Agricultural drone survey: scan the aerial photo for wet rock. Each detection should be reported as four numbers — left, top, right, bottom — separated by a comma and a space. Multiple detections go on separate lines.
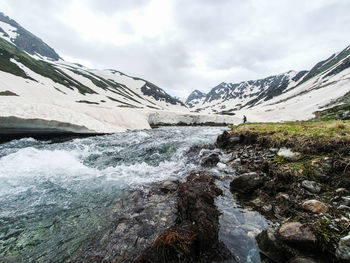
336, 235, 350, 261
256, 227, 293, 262
302, 200, 328, 213
159, 180, 178, 193
200, 153, 220, 168
278, 222, 317, 249
230, 172, 265, 194
301, 180, 321, 193
72, 187, 178, 263
216, 131, 240, 149
277, 148, 301, 161
135, 172, 232, 263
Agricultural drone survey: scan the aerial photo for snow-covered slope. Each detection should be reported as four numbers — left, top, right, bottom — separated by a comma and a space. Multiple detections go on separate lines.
186, 46, 350, 122
0, 14, 239, 134
185, 90, 207, 109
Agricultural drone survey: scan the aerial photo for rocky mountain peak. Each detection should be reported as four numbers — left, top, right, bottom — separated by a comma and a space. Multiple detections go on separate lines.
185, 89, 207, 108
0, 12, 61, 61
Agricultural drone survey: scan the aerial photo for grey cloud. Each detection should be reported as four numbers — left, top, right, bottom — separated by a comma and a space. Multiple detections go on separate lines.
85, 0, 150, 15
1, 0, 349, 97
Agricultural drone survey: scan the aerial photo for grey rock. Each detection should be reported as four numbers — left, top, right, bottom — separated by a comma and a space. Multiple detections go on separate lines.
200, 153, 220, 168
256, 227, 293, 262
301, 180, 321, 193
336, 234, 350, 261
336, 188, 348, 194
278, 222, 317, 249
338, 205, 350, 211
230, 172, 265, 194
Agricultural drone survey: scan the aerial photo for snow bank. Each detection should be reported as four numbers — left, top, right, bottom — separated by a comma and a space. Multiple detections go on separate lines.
148, 111, 239, 126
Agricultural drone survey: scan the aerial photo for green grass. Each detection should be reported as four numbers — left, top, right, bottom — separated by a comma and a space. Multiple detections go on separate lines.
0, 46, 32, 79
231, 120, 350, 154
314, 103, 350, 121
232, 120, 350, 139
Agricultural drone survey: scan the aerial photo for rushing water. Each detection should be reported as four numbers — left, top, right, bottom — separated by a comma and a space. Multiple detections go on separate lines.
0, 127, 270, 263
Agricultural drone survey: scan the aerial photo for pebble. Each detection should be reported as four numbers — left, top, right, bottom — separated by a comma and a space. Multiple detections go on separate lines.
301, 180, 321, 193
336, 188, 348, 194
302, 200, 328, 213
342, 196, 350, 206
337, 205, 350, 211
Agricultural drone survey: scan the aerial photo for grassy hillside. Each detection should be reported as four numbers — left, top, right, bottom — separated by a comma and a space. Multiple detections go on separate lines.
0, 38, 95, 94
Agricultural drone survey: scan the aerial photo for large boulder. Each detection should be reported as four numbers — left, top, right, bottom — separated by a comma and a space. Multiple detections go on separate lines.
278, 222, 317, 250
230, 172, 265, 194
256, 227, 293, 262
216, 131, 240, 149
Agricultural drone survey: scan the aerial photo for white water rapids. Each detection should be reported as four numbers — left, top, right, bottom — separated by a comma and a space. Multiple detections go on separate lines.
0, 127, 270, 262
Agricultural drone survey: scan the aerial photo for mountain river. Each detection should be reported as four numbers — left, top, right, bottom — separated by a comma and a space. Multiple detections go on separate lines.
0, 127, 270, 262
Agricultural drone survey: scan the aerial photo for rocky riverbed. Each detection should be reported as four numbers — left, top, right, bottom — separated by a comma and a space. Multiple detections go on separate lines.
3, 125, 348, 262
216, 128, 350, 263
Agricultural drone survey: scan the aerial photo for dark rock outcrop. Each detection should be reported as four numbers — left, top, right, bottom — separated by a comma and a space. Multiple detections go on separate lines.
135, 172, 232, 263
200, 153, 220, 168
216, 131, 240, 149
278, 222, 317, 250
0, 12, 61, 60
230, 172, 265, 194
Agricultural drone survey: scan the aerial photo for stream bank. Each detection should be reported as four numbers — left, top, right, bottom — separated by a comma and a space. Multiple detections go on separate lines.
216, 121, 350, 263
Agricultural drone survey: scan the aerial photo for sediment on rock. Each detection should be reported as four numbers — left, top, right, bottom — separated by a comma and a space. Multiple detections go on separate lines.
135, 172, 232, 263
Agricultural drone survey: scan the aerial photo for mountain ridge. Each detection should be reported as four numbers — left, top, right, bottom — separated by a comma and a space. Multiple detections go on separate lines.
0, 12, 61, 60
186, 45, 350, 119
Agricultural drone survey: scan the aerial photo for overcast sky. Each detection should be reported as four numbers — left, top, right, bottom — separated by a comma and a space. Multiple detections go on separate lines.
1, 0, 350, 98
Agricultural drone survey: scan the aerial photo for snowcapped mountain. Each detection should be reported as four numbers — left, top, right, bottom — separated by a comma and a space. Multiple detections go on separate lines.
186, 46, 350, 121
190, 70, 307, 113
185, 90, 206, 108
0, 14, 238, 135
0, 12, 60, 61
